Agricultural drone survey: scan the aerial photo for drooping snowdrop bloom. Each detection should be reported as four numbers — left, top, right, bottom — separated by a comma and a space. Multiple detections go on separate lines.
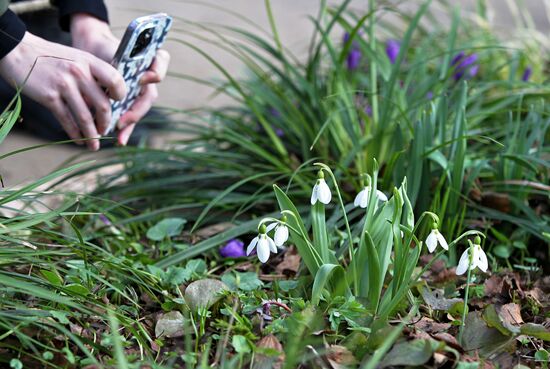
311, 170, 332, 205
425, 227, 448, 253
246, 224, 277, 263
456, 236, 488, 275
354, 186, 388, 208
266, 216, 289, 247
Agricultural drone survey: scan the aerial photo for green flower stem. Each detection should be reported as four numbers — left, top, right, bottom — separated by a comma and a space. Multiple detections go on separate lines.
314, 163, 357, 295
368, 0, 378, 128
276, 212, 324, 268
458, 243, 474, 344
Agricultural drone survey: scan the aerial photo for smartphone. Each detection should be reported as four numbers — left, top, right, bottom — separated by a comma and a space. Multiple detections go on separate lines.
107, 13, 172, 134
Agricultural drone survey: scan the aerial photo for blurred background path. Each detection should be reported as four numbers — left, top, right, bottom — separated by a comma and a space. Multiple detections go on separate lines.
1, 0, 548, 185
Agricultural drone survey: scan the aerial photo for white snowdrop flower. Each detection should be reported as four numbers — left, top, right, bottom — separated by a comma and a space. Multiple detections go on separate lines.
266, 216, 289, 247
311, 170, 331, 205
354, 186, 388, 208
425, 227, 448, 253
273, 224, 289, 247
456, 236, 488, 275
246, 224, 277, 263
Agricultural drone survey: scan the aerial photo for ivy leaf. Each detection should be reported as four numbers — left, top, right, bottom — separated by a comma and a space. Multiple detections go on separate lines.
50, 310, 70, 324
232, 335, 251, 354
221, 272, 263, 291
41, 270, 63, 286
165, 267, 193, 285
147, 218, 187, 241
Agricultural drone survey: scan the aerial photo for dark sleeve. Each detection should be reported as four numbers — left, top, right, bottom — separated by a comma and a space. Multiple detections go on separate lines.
0, 9, 26, 59
53, 0, 109, 32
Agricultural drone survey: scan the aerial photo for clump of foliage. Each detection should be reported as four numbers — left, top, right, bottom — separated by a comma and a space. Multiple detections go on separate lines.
0, 0, 549, 367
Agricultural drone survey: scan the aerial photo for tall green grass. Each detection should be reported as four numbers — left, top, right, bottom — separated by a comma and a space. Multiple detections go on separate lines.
0, 0, 548, 366
60, 1, 549, 267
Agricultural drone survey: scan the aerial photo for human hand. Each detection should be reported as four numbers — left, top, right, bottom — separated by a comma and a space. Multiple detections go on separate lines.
0, 32, 126, 151
71, 14, 170, 146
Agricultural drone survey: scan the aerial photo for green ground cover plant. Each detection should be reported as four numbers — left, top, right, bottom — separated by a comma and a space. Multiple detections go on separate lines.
0, 0, 549, 368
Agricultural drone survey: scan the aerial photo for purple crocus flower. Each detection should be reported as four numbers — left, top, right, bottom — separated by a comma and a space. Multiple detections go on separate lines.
451, 52, 479, 81
99, 214, 112, 226
364, 104, 372, 117
386, 39, 400, 64
522, 66, 532, 82
219, 239, 246, 258
269, 107, 281, 119
343, 32, 362, 71
347, 48, 362, 70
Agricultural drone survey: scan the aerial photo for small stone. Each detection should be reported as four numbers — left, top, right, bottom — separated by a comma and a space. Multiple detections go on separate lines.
184, 279, 228, 311
155, 311, 184, 338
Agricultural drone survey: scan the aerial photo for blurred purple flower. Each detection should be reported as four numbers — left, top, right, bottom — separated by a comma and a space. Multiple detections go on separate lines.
347, 48, 362, 70
99, 214, 112, 226
386, 39, 400, 64
451, 52, 479, 81
269, 107, 281, 119
219, 239, 246, 258
343, 32, 362, 71
522, 66, 532, 82
364, 104, 372, 117
426, 91, 433, 99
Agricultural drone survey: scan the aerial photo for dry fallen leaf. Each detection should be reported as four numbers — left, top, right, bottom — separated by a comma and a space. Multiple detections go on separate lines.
326, 345, 356, 369
497, 303, 524, 327
254, 334, 285, 369
275, 247, 301, 275
419, 286, 462, 311
414, 317, 451, 334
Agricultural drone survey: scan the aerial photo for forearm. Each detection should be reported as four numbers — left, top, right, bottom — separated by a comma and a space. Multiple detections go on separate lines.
0, 9, 26, 60
51, 0, 109, 31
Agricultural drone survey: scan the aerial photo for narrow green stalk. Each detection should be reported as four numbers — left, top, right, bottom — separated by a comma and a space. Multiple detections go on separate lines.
314, 163, 357, 294
265, 0, 288, 76
277, 212, 324, 267
368, 0, 379, 128
458, 244, 474, 344
108, 311, 129, 369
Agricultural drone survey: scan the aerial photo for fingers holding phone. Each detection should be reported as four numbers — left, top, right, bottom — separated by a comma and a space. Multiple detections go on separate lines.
140, 49, 170, 85
0, 32, 127, 151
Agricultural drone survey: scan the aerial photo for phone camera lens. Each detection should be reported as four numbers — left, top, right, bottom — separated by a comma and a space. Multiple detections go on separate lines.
130, 28, 154, 57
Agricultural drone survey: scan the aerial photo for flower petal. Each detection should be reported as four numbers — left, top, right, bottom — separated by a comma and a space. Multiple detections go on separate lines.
426, 231, 437, 253
436, 232, 449, 250
265, 222, 277, 232
360, 188, 370, 208
274, 225, 289, 247
310, 183, 319, 205
246, 236, 259, 255
477, 245, 488, 272
456, 248, 470, 275
268, 237, 277, 253
354, 189, 364, 207
376, 190, 388, 202
257, 237, 270, 263
318, 179, 332, 204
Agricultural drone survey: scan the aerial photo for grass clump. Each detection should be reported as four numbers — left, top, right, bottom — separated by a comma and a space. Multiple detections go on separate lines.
0, 1, 549, 367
